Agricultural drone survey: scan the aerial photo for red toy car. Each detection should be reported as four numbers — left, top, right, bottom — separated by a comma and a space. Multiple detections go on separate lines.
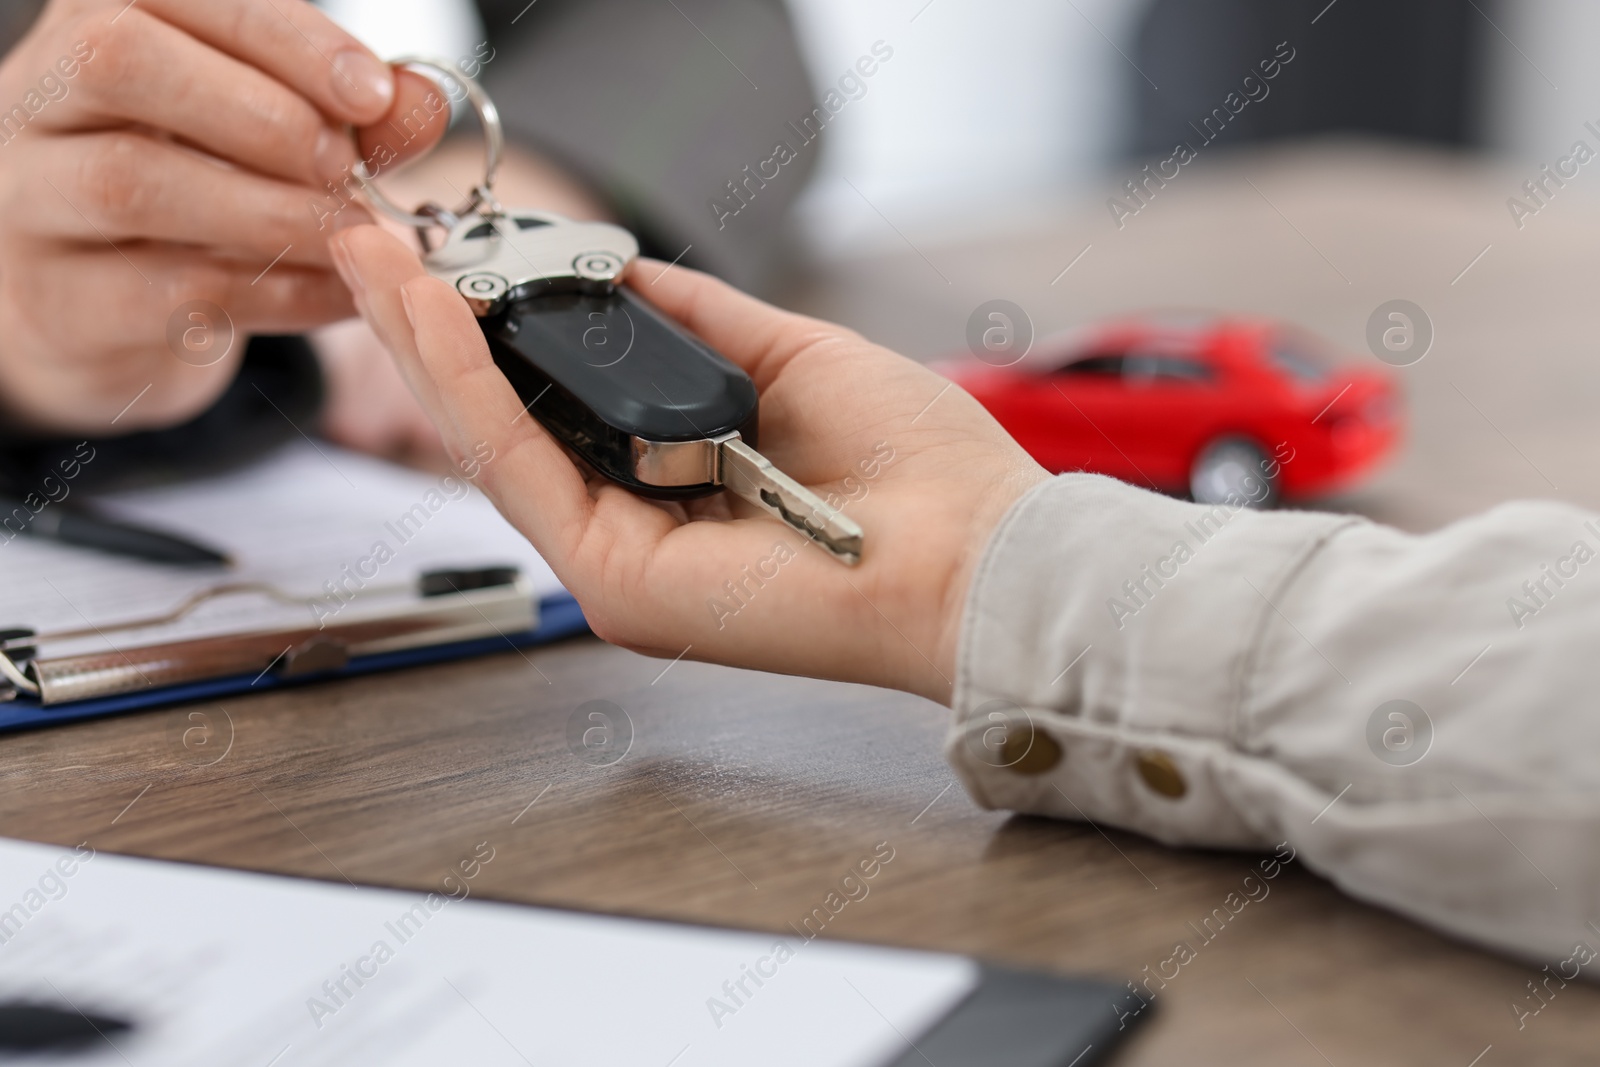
942, 314, 1400, 507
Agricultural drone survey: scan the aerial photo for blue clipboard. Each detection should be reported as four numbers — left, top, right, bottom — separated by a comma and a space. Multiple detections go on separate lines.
0, 592, 588, 734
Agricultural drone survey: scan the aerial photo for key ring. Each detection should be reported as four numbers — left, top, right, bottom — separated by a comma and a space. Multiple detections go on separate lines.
353, 56, 504, 243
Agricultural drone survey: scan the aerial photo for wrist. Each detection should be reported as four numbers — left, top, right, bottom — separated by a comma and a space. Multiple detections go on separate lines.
894, 454, 1052, 705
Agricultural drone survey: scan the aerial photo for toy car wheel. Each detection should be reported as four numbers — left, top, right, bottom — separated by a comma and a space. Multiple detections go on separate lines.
1190, 437, 1278, 509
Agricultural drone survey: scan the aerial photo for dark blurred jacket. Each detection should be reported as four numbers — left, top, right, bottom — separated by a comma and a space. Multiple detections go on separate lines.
0, 0, 817, 488
476, 0, 815, 290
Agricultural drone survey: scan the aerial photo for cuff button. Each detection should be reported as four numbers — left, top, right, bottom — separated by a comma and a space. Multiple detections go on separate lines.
1135, 750, 1187, 799
1001, 728, 1062, 775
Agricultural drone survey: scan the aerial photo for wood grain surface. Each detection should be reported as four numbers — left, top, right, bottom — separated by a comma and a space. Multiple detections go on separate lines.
5, 144, 1599, 1066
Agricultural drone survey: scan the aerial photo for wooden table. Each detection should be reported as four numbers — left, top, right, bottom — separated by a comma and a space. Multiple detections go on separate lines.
5, 144, 1598, 1065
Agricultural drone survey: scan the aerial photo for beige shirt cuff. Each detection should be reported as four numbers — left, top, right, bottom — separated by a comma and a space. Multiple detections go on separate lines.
946, 473, 1600, 966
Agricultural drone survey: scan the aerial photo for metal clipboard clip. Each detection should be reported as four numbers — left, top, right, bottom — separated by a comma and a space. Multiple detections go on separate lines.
0, 567, 533, 706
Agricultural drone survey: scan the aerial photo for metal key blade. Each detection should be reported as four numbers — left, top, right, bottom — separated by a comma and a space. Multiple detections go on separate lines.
718, 437, 863, 565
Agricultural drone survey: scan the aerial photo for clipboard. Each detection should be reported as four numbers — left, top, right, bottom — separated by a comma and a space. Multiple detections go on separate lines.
0, 441, 586, 733
0, 573, 588, 733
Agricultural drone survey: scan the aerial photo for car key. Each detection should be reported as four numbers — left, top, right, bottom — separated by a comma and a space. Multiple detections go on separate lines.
430, 211, 863, 564
355, 60, 863, 566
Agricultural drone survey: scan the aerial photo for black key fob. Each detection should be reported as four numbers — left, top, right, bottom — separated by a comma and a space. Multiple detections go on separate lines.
424, 209, 862, 563
427, 211, 755, 498
491, 286, 758, 499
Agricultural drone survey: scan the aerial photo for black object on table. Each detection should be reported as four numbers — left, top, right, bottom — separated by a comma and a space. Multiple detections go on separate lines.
0, 1000, 133, 1052
1, 495, 229, 567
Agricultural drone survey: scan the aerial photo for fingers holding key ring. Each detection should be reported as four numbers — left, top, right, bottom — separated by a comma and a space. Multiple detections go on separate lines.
353, 56, 504, 241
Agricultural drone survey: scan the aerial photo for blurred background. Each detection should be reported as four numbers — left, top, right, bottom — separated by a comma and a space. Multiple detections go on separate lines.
787, 0, 1596, 245
771, 0, 1600, 533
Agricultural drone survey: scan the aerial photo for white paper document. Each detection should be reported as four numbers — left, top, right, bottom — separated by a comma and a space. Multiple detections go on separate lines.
0, 441, 564, 657
0, 838, 978, 1067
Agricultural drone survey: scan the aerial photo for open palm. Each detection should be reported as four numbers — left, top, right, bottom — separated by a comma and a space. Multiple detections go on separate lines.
334, 225, 1048, 702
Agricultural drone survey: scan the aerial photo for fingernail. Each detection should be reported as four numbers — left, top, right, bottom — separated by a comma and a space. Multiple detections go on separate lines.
331, 203, 374, 232
314, 127, 358, 185
329, 237, 363, 297
331, 49, 394, 116
400, 286, 418, 329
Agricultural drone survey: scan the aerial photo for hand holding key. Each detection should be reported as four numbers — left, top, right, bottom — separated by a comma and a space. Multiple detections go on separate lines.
333, 223, 1050, 703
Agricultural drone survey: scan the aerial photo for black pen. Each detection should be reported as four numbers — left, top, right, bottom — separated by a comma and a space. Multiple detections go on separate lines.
0, 496, 231, 567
